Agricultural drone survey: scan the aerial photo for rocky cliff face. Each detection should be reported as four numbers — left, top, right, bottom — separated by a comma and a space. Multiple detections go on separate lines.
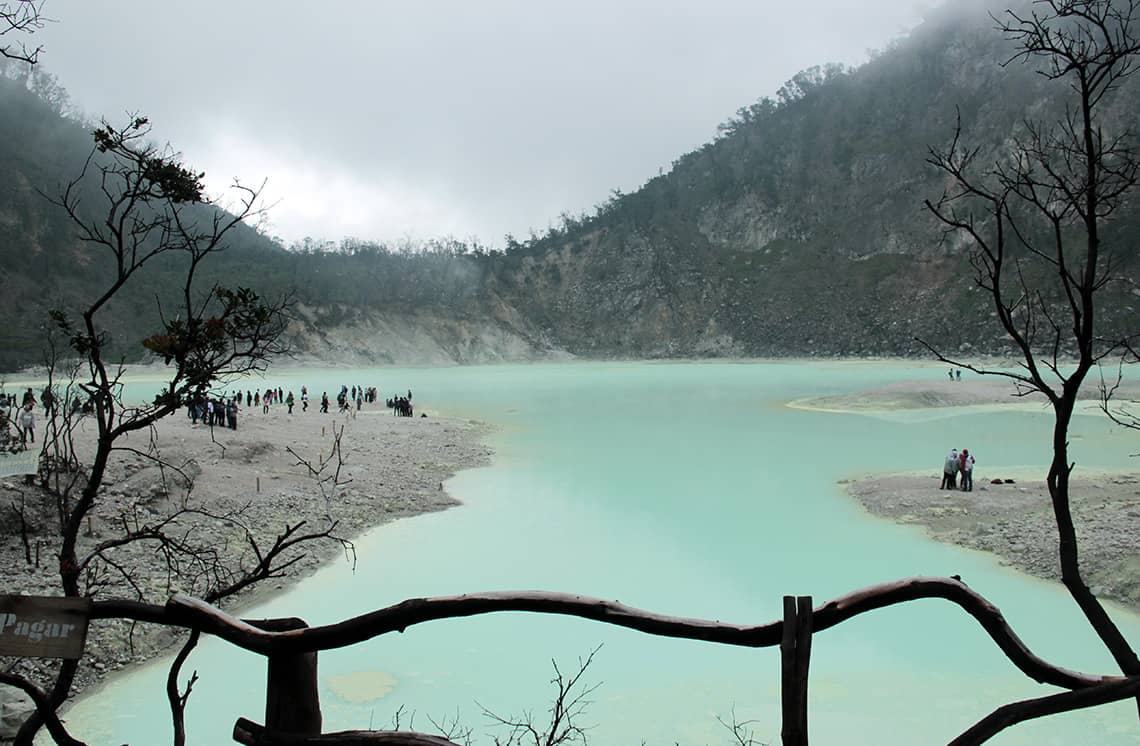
485, 230, 993, 360
286, 303, 573, 366
440, 1, 1139, 363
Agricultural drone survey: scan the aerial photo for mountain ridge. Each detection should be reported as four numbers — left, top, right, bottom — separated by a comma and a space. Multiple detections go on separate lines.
1, 1, 1137, 371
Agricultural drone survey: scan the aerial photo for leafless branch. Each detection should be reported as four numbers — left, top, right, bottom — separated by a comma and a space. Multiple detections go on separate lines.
166, 629, 201, 746
1099, 353, 1140, 433
480, 646, 601, 746
0, 0, 45, 63
204, 520, 354, 603
424, 709, 473, 746
715, 705, 767, 746
287, 422, 352, 521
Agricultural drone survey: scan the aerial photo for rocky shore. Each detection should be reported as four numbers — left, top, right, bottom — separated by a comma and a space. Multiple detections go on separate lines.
799, 376, 1140, 613
0, 402, 493, 730
844, 470, 1140, 611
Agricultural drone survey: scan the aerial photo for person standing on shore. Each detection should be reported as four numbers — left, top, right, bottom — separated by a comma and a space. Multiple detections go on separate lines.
941, 448, 959, 489
960, 449, 974, 491
286, 391, 295, 414
17, 404, 35, 446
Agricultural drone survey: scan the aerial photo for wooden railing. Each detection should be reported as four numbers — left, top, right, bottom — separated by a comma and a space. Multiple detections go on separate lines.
80, 575, 1140, 745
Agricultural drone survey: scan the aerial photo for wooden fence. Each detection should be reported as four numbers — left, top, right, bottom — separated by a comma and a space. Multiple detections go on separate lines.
79, 575, 1140, 745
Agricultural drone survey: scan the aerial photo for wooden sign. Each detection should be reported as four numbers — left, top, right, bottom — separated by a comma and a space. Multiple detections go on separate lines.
0, 596, 92, 659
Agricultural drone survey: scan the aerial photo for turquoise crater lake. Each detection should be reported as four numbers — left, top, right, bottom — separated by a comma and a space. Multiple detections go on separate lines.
62, 361, 1140, 744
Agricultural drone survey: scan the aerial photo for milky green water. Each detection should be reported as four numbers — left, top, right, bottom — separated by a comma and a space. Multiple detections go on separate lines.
59, 361, 1140, 744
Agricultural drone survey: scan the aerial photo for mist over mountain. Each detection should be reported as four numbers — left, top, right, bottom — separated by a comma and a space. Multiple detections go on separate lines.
1, 2, 1137, 371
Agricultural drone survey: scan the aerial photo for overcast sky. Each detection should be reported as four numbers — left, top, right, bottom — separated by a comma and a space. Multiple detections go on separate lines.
35, 1, 927, 248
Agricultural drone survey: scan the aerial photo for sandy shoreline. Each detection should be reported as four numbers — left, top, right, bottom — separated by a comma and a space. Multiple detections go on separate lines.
797, 376, 1140, 613
0, 400, 494, 710
790, 372, 1140, 412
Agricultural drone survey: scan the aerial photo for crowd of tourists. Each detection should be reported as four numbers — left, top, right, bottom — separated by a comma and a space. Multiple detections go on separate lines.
941, 447, 976, 491
183, 383, 419, 429
387, 392, 414, 417
186, 394, 241, 429
0, 378, 422, 450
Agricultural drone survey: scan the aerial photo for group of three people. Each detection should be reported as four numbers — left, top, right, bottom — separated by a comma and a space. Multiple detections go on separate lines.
941, 447, 975, 491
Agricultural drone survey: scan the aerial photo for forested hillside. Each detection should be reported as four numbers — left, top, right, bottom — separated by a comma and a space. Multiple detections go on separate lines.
486, 2, 1140, 358
0, 65, 296, 369
0, 64, 543, 369
1, 1, 1137, 370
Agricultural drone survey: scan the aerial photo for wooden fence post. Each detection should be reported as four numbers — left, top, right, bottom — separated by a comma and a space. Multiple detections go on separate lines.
794, 596, 813, 740
252, 617, 322, 736
780, 595, 813, 746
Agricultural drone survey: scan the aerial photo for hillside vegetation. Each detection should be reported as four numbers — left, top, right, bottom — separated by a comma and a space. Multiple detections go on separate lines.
1, 1, 1137, 370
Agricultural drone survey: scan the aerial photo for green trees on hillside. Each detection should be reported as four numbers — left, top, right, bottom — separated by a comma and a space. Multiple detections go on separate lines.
0, 65, 505, 369
4, 2, 1140, 367
925, 0, 1140, 690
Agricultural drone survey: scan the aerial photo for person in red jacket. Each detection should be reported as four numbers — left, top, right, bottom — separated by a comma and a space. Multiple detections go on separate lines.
959, 449, 975, 491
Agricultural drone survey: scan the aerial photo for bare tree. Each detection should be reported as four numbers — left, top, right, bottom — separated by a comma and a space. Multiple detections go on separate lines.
715, 705, 767, 746
924, 0, 1140, 682
1100, 346, 1140, 431
288, 422, 354, 523
0, 0, 45, 64
479, 646, 602, 746
4, 115, 345, 745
